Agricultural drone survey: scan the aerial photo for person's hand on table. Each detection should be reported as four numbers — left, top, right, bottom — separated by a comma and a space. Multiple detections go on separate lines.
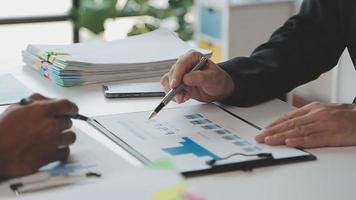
255, 102, 356, 148
161, 51, 235, 103
0, 93, 78, 180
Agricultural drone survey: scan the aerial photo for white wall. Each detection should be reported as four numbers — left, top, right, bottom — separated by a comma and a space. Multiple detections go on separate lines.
288, 0, 356, 104
290, 50, 356, 104
291, 68, 336, 102
335, 50, 356, 103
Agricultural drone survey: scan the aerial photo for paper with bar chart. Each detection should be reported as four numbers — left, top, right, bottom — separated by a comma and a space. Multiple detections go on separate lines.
90, 104, 313, 174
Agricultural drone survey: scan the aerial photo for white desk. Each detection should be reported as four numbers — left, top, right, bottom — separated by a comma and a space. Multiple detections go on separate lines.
2, 64, 356, 200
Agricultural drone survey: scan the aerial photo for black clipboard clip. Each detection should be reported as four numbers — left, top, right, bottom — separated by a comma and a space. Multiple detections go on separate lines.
206, 153, 274, 167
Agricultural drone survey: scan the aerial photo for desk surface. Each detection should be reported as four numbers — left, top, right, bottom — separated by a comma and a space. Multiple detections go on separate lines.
2, 64, 356, 200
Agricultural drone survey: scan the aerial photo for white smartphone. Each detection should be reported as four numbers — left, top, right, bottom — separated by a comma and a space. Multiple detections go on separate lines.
103, 82, 165, 98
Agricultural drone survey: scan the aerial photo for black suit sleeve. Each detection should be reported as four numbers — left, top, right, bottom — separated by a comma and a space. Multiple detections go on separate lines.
219, 0, 346, 107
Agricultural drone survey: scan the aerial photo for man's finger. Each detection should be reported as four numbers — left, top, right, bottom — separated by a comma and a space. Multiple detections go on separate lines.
28, 93, 49, 101
175, 92, 185, 104
168, 65, 176, 88
183, 87, 191, 101
255, 114, 316, 143
161, 73, 170, 91
44, 99, 79, 117
35, 147, 71, 168
3, 140, 71, 178
57, 131, 76, 147
265, 107, 311, 129
285, 133, 327, 148
37, 118, 72, 137
55, 117, 73, 132
1, 161, 39, 179
171, 51, 203, 89
263, 123, 320, 145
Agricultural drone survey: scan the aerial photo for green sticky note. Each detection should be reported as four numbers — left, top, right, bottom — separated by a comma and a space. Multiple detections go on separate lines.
145, 158, 175, 169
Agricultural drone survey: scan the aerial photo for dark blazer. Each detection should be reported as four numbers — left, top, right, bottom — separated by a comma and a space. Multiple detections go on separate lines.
220, 0, 356, 106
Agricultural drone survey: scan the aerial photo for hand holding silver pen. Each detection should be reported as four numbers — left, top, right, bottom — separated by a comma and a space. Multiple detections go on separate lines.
149, 56, 209, 119
156, 51, 236, 119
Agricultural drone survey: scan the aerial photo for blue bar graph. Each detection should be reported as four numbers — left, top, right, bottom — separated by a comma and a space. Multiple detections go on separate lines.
162, 137, 220, 160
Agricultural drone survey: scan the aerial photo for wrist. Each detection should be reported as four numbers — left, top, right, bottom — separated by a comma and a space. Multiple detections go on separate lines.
218, 71, 236, 101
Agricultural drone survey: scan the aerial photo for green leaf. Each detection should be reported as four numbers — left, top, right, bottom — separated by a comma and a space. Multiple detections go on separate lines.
169, 0, 193, 9
77, 0, 118, 34
72, 0, 195, 40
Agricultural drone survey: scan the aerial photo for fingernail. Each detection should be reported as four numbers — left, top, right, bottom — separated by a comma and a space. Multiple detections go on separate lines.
265, 136, 273, 143
58, 145, 67, 149
255, 134, 264, 142
170, 79, 176, 88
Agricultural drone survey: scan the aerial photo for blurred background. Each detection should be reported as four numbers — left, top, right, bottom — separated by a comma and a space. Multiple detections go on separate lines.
0, 0, 355, 106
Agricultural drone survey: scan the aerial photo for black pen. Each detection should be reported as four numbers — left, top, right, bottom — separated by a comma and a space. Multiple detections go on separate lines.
71, 113, 92, 122
148, 56, 209, 119
19, 98, 91, 122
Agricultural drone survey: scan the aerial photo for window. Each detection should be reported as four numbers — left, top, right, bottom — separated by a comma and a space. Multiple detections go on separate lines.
0, 0, 76, 65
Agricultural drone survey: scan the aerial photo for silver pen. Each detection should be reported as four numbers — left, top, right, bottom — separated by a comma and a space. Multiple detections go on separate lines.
148, 56, 209, 119
10, 172, 101, 196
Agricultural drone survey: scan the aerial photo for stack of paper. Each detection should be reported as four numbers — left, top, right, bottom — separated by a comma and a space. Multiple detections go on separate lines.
22, 29, 211, 87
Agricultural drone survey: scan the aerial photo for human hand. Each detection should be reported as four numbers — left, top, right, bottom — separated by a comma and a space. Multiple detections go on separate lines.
255, 102, 356, 148
0, 93, 78, 179
161, 51, 235, 103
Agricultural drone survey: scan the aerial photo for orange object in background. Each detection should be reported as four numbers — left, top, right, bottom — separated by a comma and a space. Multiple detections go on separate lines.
199, 39, 222, 63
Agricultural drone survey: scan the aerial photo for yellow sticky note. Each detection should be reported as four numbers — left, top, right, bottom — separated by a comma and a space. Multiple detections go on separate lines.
152, 183, 188, 200
199, 39, 223, 62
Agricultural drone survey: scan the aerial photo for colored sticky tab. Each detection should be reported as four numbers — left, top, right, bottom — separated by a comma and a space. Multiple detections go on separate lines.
48, 55, 57, 63
153, 183, 187, 200
145, 158, 175, 169
47, 51, 70, 63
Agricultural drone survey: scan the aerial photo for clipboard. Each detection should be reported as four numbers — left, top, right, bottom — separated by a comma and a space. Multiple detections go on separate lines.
88, 104, 316, 177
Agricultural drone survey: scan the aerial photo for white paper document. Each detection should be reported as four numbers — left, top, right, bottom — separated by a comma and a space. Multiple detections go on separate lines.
2, 169, 187, 200
0, 127, 191, 200
90, 104, 314, 174
26, 29, 211, 67
0, 74, 32, 105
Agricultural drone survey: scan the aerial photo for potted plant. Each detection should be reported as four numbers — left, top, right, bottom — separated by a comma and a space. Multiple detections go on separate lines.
71, 0, 194, 41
